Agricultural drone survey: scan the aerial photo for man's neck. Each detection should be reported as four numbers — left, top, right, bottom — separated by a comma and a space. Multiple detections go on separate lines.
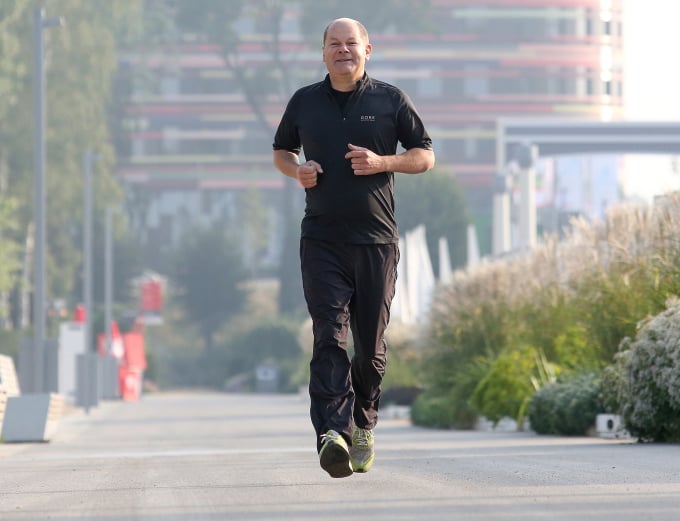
329, 73, 363, 92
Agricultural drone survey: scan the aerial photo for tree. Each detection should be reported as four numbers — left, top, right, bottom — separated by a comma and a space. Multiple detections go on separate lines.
395, 170, 469, 272
0, 0, 144, 327
71, 218, 145, 309
0, 0, 28, 124
239, 186, 270, 277
0, 195, 21, 324
172, 226, 247, 352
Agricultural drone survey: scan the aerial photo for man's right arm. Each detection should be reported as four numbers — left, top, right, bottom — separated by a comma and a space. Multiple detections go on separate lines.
273, 149, 324, 188
273, 149, 301, 179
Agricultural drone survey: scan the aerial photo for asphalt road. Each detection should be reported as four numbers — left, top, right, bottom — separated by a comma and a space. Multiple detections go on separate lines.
1, 391, 679, 520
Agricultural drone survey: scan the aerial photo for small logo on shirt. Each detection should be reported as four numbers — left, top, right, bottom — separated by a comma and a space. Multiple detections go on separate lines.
360, 115, 376, 122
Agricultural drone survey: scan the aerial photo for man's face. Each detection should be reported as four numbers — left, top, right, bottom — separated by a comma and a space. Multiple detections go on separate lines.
322, 20, 371, 83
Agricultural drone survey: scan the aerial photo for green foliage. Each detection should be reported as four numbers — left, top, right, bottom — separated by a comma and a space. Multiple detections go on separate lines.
415, 196, 680, 433
0, 196, 21, 312
379, 333, 423, 405
411, 358, 488, 429
239, 186, 271, 277
0, 0, 141, 322
553, 324, 600, 372
171, 226, 247, 351
608, 299, 680, 442
277, 191, 306, 316
395, 170, 469, 271
149, 315, 303, 392
381, 342, 421, 391
224, 318, 303, 392
598, 352, 629, 415
0, 0, 28, 122
528, 373, 601, 436
70, 217, 144, 311
0, 329, 21, 362
471, 346, 557, 426
574, 266, 665, 363
410, 393, 459, 429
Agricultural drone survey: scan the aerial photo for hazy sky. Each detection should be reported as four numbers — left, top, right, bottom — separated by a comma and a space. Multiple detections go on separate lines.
623, 0, 680, 201
624, 0, 680, 119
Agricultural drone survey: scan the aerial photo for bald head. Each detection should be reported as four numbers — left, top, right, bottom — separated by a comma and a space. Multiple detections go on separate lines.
323, 18, 369, 46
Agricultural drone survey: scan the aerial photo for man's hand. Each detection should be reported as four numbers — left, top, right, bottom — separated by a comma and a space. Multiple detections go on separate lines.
345, 143, 385, 175
296, 160, 323, 188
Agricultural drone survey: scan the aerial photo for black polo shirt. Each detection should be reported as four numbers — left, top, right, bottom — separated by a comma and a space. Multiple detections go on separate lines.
273, 73, 432, 245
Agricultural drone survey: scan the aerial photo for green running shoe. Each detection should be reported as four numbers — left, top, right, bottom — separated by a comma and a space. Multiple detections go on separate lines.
350, 427, 375, 473
319, 430, 353, 478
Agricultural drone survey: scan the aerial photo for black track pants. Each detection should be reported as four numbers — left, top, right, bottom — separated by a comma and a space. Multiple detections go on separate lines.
300, 238, 399, 451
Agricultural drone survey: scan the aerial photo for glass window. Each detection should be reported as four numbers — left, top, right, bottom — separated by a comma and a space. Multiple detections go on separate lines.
418, 70, 443, 98
464, 64, 489, 97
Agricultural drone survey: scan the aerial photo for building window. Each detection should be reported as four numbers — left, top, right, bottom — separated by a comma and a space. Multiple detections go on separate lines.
418, 69, 443, 98
464, 64, 489, 97
161, 75, 180, 98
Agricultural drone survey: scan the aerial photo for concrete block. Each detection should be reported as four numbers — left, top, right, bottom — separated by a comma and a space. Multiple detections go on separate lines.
1, 393, 64, 443
596, 413, 630, 439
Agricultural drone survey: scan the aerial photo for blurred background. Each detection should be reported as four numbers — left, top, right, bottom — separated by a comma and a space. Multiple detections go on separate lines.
0, 0, 677, 399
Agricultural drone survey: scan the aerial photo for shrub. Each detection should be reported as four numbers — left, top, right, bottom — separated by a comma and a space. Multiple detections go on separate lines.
225, 319, 303, 393
528, 373, 601, 435
410, 393, 460, 429
411, 359, 487, 429
0, 330, 20, 362
611, 299, 680, 442
471, 345, 543, 425
417, 196, 680, 431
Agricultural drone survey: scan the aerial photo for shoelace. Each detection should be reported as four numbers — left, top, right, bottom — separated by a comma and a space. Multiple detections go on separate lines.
354, 429, 372, 448
320, 432, 339, 444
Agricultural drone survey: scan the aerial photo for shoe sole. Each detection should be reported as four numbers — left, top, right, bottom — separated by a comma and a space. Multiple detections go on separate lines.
319, 443, 353, 478
350, 455, 374, 473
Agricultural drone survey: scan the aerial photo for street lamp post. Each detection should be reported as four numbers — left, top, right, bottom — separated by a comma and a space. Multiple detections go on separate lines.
83, 150, 99, 355
32, 7, 63, 393
104, 207, 121, 354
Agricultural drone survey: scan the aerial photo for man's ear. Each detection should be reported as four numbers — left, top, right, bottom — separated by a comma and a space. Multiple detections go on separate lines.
365, 43, 372, 61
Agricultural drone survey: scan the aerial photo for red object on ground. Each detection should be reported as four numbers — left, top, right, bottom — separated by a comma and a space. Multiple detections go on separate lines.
118, 331, 147, 401
119, 366, 143, 402
73, 305, 86, 323
96, 320, 125, 359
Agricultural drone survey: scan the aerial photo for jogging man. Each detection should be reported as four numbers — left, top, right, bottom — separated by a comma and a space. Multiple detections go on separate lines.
272, 17, 434, 478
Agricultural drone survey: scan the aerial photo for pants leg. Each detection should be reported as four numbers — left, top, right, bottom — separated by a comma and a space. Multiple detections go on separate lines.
301, 239, 399, 450
301, 239, 354, 451
349, 243, 399, 430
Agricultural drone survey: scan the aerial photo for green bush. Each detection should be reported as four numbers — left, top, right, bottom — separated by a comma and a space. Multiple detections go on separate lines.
610, 299, 680, 442
471, 345, 557, 426
225, 319, 303, 393
0, 330, 21, 362
416, 197, 680, 431
411, 359, 487, 429
528, 373, 601, 435
410, 393, 460, 429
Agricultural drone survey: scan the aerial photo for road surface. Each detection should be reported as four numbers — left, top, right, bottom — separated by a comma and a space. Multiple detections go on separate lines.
1, 391, 679, 520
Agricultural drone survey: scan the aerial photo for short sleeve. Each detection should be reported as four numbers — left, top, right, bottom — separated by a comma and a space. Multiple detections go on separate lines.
273, 93, 302, 154
395, 91, 432, 151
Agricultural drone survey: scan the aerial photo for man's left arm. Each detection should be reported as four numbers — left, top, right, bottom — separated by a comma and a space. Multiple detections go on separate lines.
345, 143, 435, 176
